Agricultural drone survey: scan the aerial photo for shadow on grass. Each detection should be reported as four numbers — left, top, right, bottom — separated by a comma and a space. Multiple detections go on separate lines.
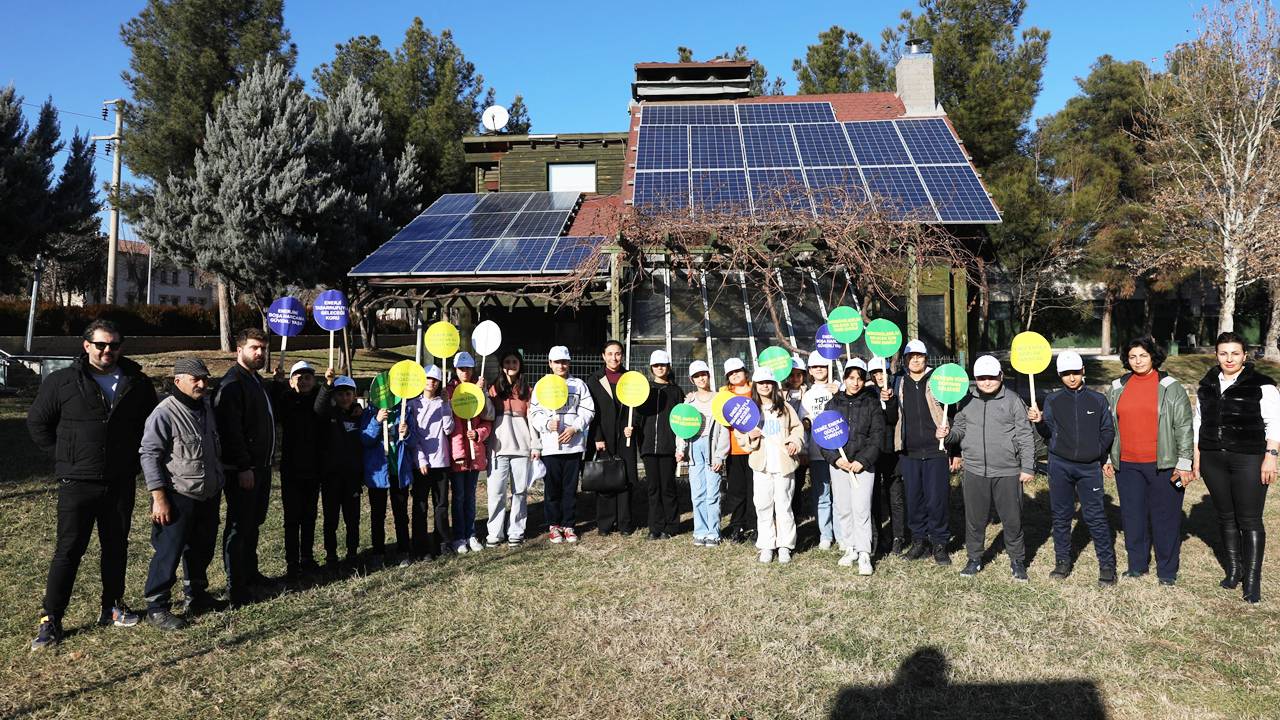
829, 646, 1108, 720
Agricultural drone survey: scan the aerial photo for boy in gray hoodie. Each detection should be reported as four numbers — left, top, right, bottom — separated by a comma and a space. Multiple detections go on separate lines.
941, 355, 1037, 581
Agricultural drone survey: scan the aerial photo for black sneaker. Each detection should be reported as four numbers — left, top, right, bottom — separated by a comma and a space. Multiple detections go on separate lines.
1098, 566, 1117, 587
98, 603, 141, 628
179, 592, 226, 616
1049, 561, 1073, 580
1158, 577, 1176, 587
30, 615, 63, 651
146, 609, 188, 631
1011, 561, 1029, 582
959, 560, 983, 577
905, 541, 928, 560
891, 538, 905, 556
932, 545, 952, 566
1123, 569, 1148, 579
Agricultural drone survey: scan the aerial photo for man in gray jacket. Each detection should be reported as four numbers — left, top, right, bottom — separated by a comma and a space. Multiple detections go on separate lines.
940, 355, 1037, 581
139, 359, 226, 629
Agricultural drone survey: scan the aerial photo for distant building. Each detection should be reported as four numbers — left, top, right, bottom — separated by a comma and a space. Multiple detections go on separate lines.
114, 240, 214, 307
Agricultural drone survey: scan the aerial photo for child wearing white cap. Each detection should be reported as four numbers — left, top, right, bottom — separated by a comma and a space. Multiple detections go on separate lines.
867, 357, 905, 555
736, 368, 805, 563
530, 345, 596, 543
445, 351, 493, 554
676, 360, 730, 545
631, 350, 683, 539
802, 350, 843, 550
271, 361, 322, 579
401, 364, 454, 558
720, 357, 757, 543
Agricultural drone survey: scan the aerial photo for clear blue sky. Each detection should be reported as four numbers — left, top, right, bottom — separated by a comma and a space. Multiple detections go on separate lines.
5, 0, 1200, 214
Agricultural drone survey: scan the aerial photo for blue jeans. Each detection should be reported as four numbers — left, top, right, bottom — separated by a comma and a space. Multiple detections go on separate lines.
1116, 461, 1184, 580
1047, 456, 1115, 568
688, 436, 722, 540
450, 470, 479, 542
809, 461, 838, 544
900, 455, 950, 545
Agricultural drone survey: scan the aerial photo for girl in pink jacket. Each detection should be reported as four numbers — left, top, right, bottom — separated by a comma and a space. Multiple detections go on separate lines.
446, 352, 493, 553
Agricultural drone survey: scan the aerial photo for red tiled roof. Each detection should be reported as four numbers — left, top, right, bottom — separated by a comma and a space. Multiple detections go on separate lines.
567, 195, 623, 237
736, 92, 906, 121
118, 239, 149, 255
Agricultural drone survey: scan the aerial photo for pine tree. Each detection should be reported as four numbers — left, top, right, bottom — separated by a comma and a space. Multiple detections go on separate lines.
505, 95, 532, 134
0, 91, 61, 292
792, 26, 893, 94
49, 132, 106, 300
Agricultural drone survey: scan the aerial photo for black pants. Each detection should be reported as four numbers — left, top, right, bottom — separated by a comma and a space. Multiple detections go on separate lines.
321, 473, 361, 561
410, 467, 450, 557
281, 471, 320, 570
222, 466, 271, 603
41, 475, 136, 619
962, 471, 1025, 564
724, 454, 756, 534
643, 454, 679, 536
369, 486, 410, 555
143, 489, 220, 612
872, 453, 905, 543
595, 444, 636, 533
791, 463, 809, 519
1200, 450, 1269, 532
543, 453, 582, 529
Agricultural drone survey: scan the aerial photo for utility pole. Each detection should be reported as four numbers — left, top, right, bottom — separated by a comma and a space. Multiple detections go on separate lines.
91, 99, 124, 304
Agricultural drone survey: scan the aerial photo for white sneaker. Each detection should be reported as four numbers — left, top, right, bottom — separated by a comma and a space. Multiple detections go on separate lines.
468, 537, 483, 552
453, 540, 469, 555
819, 538, 833, 551
839, 549, 856, 567
858, 552, 873, 576
758, 549, 773, 563
778, 548, 792, 564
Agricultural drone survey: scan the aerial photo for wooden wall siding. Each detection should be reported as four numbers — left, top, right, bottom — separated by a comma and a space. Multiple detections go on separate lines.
499, 145, 627, 194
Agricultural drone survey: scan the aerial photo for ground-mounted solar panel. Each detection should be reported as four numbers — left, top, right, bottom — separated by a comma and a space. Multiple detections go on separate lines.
391, 215, 465, 242
896, 118, 968, 164
748, 169, 811, 216
476, 238, 557, 273
522, 191, 582, 212
350, 241, 440, 276
544, 236, 608, 273
742, 125, 800, 169
793, 123, 856, 167
475, 192, 533, 213
424, 193, 484, 216
862, 167, 937, 221
738, 102, 836, 125
918, 165, 1000, 222
502, 211, 570, 238
634, 171, 690, 213
692, 170, 751, 214
844, 121, 912, 166
642, 104, 738, 125
636, 126, 689, 171
690, 125, 744, 170
806, 167, 869, 214
446, 212, 518, 240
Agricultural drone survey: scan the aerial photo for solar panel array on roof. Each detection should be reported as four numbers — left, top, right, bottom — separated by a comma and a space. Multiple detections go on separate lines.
350, 192, 606, 277
632, 106, 999, 223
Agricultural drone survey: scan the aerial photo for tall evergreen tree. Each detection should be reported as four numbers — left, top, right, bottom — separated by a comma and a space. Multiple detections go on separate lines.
0, 91, 61, 292
49, 132, 106, 300
505, 95, 532, 134
792, 26, 893, 94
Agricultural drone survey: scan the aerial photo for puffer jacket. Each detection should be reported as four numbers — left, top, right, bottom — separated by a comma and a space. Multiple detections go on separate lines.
818, 387, 884, 470
446, 381, 493, 472
139, 392, 224, 501
314, 383, 365, 483
361, 404, 412, 490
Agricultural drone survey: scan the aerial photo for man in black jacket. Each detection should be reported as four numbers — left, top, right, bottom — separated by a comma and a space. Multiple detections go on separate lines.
215, 328, 277, 605
27, 319, 158, 650
1027, 351, 1117, 586
585, 340, 636, 535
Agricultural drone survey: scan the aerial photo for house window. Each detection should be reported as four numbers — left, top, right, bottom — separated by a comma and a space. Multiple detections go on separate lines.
188, 271, 195, 287
548, 162, 596, 193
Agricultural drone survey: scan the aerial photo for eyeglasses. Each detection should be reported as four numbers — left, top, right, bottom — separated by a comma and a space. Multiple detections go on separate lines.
89, 341, 122, 351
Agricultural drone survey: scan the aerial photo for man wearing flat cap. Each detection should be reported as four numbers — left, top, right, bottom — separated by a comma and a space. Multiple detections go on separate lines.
139, 358, 226, 629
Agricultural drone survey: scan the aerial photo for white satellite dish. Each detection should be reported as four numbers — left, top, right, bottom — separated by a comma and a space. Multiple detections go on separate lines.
482, 105, 510, 133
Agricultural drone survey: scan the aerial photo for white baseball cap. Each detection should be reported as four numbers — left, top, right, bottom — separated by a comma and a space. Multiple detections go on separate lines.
752, 367, 777, 383
688, 360, 711, 378
425, 365, 443, 382
807, 350, 832, 367
289, 361, 314, 376
904, 339, 927, 356
723, 357, 746, 375
868, 357, 886, 373
548, 346, 571, 362
649, 350, 671, 366
453, 351, 476, 368
333, 376, 357, 390
1056, 351, 1084, 373
791, 356, 806, 371
846, 357, 868, 372
973, 355, 1003, 378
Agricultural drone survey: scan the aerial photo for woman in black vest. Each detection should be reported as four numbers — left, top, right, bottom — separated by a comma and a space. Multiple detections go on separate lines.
1194, 332, 1279, 603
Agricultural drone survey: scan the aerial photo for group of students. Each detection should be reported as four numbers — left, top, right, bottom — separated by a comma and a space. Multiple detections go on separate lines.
26, 321, 1276, 650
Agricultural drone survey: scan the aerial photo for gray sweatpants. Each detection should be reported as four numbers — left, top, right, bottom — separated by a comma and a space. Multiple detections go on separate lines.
830, 465, 876, 554
962, 471, 1025, 564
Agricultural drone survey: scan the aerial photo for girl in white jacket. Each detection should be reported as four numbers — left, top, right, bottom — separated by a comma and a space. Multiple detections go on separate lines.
528, 346, 596, 544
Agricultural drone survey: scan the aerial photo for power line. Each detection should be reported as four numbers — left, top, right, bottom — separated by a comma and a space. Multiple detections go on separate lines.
20, 100, 109, 123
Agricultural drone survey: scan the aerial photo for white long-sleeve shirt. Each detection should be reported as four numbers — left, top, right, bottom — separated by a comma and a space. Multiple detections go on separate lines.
1193, 372, 1280, 444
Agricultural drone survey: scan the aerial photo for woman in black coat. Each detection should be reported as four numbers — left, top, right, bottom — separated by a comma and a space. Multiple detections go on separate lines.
819, 360, 884, 574
629, 350, 684, 539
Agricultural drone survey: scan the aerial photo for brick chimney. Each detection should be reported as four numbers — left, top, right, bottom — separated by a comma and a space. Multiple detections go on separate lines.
895, 39, 943, 116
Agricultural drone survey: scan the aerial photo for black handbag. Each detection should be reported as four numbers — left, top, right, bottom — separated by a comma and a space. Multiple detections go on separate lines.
581, 454, 628, 493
